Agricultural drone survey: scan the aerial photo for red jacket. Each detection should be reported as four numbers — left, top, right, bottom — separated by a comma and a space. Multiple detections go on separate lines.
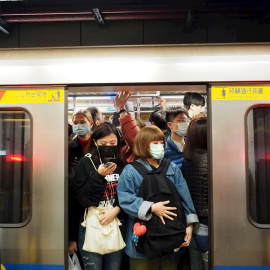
119, 113, 140, 162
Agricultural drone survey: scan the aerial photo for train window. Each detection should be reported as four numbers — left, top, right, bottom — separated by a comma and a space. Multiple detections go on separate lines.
0, 110, 31, 226
247, 106, 270, 225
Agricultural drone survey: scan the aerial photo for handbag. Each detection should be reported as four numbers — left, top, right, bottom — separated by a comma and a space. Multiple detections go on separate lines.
81, 203, 126, 255
68, 253, 82, 270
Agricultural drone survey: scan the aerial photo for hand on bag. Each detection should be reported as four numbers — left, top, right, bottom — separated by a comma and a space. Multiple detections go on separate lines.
180, 224, 194, 247
68, 240, 77, 255
98, 163, 117, 176
151, 200, 177, 225
99, 206, 120, 225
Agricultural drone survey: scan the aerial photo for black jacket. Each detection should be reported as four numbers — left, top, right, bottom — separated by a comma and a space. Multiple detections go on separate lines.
68, 137, 85, 184
70, 154, 126, 240
181, 149, 208, 223
68, 137, 86, 241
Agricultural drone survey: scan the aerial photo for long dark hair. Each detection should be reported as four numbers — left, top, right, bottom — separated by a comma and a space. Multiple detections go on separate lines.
88, 122, 123, 164
183, 116, 207, 160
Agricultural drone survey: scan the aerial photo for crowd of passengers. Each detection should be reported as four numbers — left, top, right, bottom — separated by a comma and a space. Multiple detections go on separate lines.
68, 92, 208, 270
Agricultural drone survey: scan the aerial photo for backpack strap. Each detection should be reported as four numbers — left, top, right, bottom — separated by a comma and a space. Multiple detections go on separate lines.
156, 158, 171, 176
130, 158, 172, 177
130, 161, 149, 177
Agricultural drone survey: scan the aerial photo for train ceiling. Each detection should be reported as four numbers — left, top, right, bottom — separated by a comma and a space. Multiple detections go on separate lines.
0, 0, 270, 25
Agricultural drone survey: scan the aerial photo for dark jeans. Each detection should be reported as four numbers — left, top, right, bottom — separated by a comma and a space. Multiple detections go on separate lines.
188, 238, 205, 270
193, 223, 208, 253
78, 225, 123, 270
130, 256, 179, 270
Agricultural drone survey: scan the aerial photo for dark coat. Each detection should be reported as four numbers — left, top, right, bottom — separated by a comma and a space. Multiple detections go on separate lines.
68, 137, 86, 241
70, 154, 126, 240
71, 154, 124, 208
68, 137, 85, 184
181, 149, 208, 222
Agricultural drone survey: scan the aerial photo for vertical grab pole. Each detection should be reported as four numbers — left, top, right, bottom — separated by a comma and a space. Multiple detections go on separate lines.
137, 98, 140, 119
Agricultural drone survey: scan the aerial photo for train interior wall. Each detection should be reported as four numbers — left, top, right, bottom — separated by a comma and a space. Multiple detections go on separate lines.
1, 17, 270, 48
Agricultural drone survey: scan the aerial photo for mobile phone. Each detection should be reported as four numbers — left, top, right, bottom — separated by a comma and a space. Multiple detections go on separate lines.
104, 158, 117, 167
104, 158, 117, 164
105, 159, 117, 167
105, 162, 113, 167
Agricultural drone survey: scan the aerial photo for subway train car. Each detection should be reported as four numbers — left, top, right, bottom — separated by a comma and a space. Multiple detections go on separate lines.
0, 44, 270, 270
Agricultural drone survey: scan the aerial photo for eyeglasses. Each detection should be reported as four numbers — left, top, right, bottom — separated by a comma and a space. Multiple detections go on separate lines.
172, 118, 190, 123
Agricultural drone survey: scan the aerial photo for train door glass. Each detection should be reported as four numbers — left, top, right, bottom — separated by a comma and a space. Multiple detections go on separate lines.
0, 109, 31, 225
247, 106, 270, 225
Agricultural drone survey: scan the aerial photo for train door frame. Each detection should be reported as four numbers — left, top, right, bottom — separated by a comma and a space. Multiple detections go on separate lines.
207, 82, 213, 270
67, 84, 210, 269
0, 87, 68, 269
209, 83, 270, 269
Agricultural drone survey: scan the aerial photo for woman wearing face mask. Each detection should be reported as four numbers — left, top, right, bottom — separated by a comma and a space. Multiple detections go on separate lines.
181, 117, 208, 269
117, 126, 198, 270
69, 109, 93, 180
68, 109, 93, 258
71, 122, 126, 270
164, 107, 190, 169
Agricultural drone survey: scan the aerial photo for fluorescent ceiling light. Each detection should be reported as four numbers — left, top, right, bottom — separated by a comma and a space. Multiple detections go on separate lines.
76, 96, 114, 100
160, 96, 184, 99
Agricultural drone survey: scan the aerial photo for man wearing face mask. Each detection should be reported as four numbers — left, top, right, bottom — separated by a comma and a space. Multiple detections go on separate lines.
164, 107, 190, 169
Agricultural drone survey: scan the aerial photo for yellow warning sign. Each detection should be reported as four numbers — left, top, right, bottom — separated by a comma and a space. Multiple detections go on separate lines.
140, 115, 150, 121
0, 89, 64, 103
212, 86, 270, 100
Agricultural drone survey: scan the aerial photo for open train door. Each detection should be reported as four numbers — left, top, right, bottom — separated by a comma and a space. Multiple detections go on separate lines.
0, 87, 67, 270
209, 84, 270, 269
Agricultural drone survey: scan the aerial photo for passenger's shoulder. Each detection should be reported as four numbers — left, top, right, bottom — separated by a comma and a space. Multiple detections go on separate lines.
168, 160, 179, 171
77, 155, 92, 167
121, 163, 139, 175
123, 163, 135, 170
193, 150, 207, 162
68, 137, 79, 148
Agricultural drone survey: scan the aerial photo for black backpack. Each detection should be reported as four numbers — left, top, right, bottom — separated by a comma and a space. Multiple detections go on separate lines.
130, 158, 187, 258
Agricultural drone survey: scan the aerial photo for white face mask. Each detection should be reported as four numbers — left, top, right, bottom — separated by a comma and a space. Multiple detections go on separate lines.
149, 144, 164, 160
175, 122, 189, 137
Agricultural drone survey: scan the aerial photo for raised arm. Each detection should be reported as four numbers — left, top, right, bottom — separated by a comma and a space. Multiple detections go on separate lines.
114, 92, 140, 149
157, 96, 167, 111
